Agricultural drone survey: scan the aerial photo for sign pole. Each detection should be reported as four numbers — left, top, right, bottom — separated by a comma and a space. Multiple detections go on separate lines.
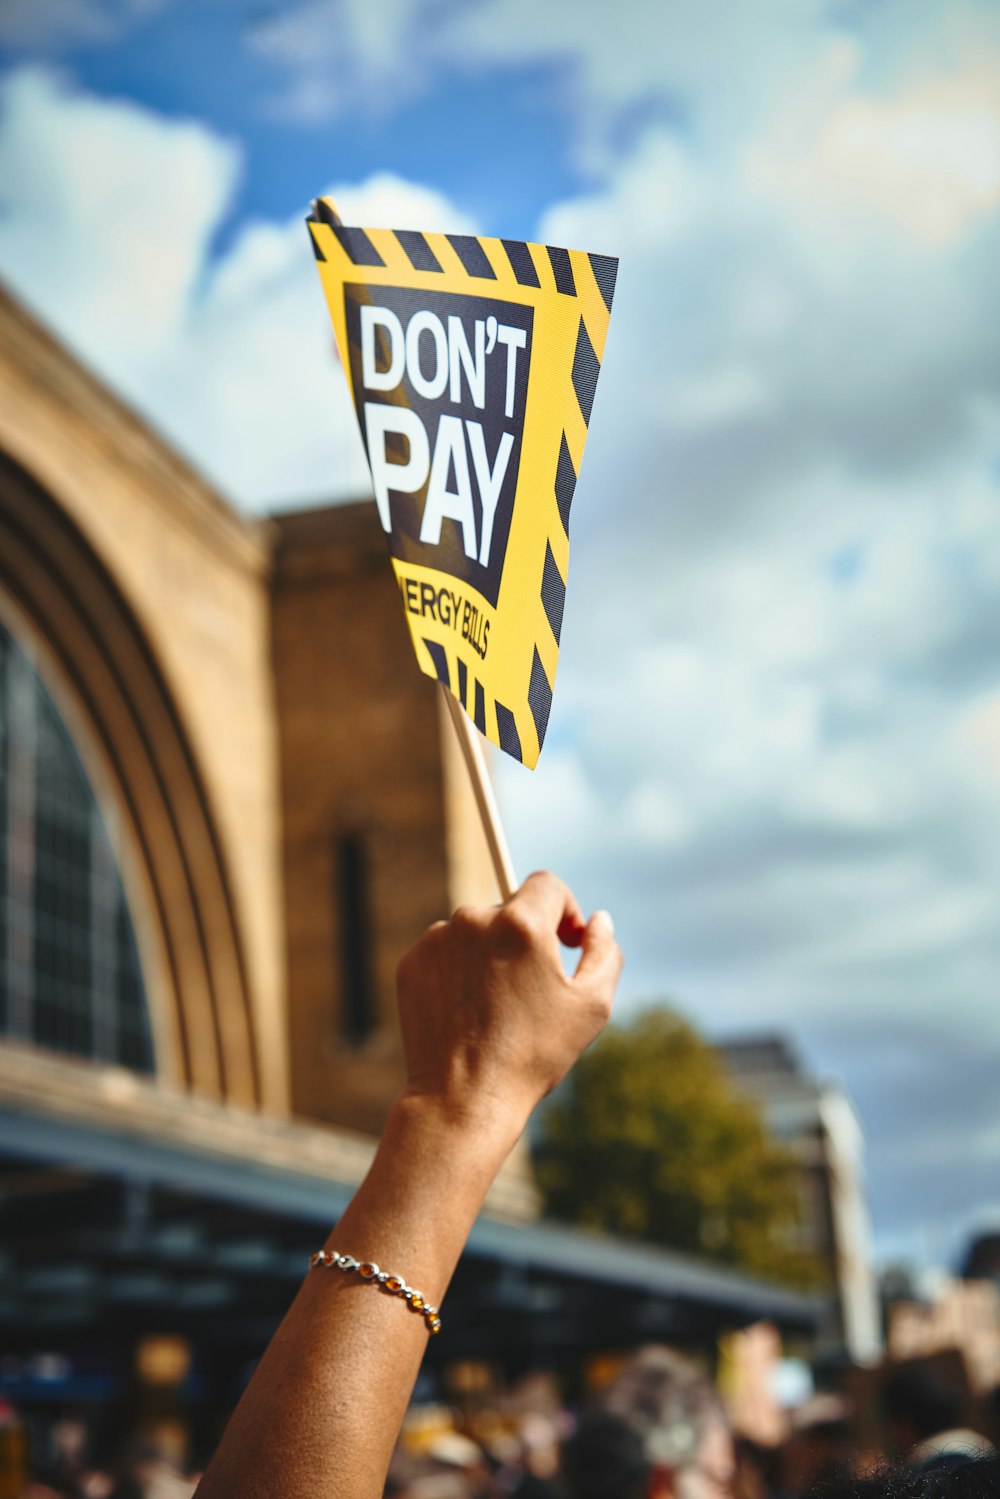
441, 685, 517, 901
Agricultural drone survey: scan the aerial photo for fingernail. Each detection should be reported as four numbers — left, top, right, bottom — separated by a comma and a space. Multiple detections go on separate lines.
593, 910, 615, 936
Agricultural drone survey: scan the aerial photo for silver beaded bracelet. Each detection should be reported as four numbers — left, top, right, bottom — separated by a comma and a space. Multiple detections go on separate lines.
309, 1249, 442, 1336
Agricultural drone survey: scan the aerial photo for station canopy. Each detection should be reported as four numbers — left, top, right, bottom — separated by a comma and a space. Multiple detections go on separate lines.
0, 1046, 820, 1399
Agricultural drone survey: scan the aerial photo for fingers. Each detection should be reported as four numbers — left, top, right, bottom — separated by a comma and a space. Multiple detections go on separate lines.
509, 870, 586, 937
557, 911, 587, 949
572, 909, 622, 999
433, 876, 616, 990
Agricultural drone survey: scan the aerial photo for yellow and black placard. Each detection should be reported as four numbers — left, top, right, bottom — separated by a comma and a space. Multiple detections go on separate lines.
306, 196, 617, 768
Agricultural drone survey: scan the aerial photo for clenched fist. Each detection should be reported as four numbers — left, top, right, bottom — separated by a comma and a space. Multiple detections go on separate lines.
396, 871, 622, 1140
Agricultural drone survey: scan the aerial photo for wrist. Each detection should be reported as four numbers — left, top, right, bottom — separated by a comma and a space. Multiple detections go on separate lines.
388, 1088, 527, 1169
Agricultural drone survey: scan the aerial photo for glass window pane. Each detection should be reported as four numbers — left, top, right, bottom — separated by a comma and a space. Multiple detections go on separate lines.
0, 620, 154, 1072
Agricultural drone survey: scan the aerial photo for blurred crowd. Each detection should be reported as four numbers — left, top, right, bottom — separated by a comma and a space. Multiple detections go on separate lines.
4, 1338, 1000, 1499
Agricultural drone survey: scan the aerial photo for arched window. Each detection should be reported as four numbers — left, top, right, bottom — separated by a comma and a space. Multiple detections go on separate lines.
0, 619, 154, 1071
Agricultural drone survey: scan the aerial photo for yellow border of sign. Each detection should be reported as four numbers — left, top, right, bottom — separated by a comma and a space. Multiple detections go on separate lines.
308, 205, 615, 768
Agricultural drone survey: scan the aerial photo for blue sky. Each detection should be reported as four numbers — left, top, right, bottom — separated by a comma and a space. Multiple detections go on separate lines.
1, 0, 1000, 1273
2, 8, 586, 233
0, 0, 591, 236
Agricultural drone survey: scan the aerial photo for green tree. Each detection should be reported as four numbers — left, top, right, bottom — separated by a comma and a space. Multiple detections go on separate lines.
534, 1007, 824, 1288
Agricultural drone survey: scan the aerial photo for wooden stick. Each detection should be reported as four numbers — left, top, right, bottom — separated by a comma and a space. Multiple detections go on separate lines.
441, 685, 517, 901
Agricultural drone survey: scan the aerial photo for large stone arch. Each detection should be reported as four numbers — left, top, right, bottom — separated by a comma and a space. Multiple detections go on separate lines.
0, 450, 260, 1105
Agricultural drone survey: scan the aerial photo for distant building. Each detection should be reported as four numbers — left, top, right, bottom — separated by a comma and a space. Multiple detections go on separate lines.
886, 1275, 1000, 1397
718, 1036, 881, 1363
962, 1233, 1000, 1285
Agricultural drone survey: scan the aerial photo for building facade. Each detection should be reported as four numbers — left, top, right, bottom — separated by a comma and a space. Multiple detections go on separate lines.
0, 282, 506, 1139
719, 1036, 881, 1363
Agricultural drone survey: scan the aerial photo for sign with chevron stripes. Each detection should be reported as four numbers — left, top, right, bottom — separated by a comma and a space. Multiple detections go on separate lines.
307, 196, 617, 768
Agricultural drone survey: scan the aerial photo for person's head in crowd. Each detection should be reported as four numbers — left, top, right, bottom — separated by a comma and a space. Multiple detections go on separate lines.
881, 1365, 979, 1462
781, 1394, 854, 1495
562, 1346, 734, 1499
731, 1436, 777, 1499
983, 1384, 1000, 1453
731, 1433, 785, 1499
882, 1364, 964, 1450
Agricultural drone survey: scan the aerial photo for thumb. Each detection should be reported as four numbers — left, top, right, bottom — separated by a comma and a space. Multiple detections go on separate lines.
572, 909, 622, 995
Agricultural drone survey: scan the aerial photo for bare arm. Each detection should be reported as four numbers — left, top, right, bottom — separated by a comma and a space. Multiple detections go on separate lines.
194, 871, 622, 1499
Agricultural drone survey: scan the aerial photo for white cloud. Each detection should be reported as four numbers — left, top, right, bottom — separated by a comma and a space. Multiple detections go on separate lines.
670, 366, 775, 431
0, 0, 163, 50
247, 0, 1000, 192
541, 131, 706, 253
0, 68, 239, 380
247, 0, 441, 123
148, 173, 476, 505
623, 781, 689, 848
248, 0, 837, 168
747, 45, 1000, 248
0, 70, 476, 507
445, 0, 838, 172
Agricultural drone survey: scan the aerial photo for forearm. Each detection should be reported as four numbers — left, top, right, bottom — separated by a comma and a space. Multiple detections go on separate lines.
195, 1094, 521, 1499
195, 876, 621, 1499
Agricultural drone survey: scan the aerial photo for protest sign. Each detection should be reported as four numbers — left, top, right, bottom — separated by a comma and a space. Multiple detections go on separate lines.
307, 197, 617, 769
